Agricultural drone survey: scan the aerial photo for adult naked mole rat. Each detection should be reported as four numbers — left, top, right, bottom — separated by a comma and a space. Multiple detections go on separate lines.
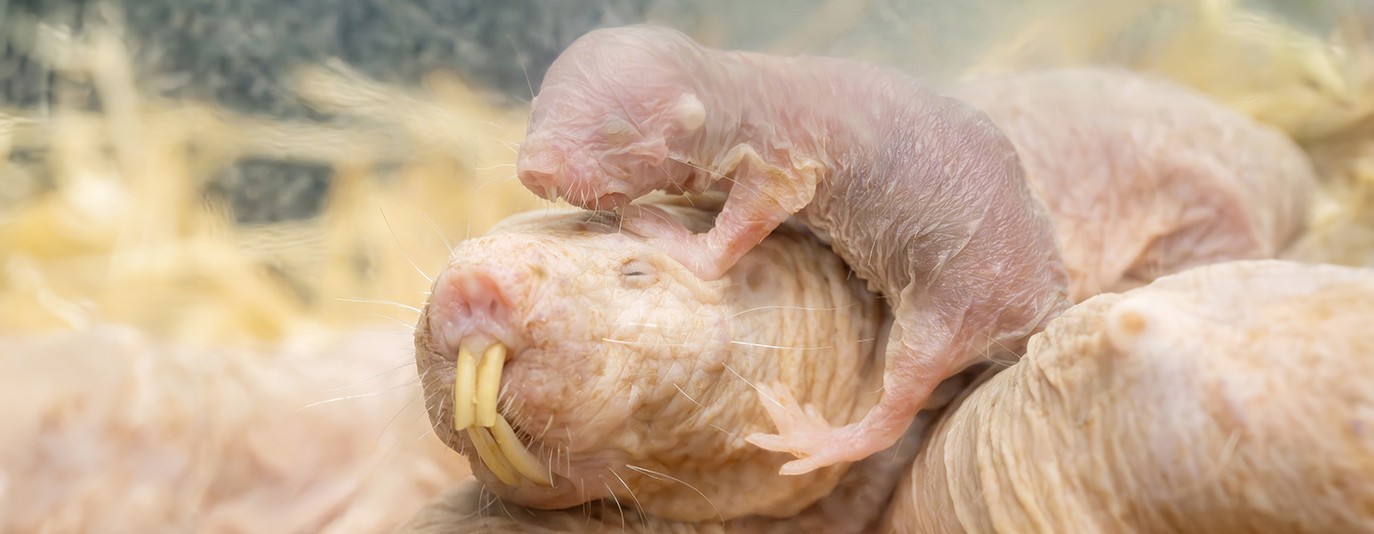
515, 25, 1070, 474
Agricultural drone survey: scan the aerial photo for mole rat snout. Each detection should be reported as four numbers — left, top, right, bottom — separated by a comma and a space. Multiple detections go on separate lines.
516, 142, 564, 201
517, 140, 627, 209
430, 266, 520, 356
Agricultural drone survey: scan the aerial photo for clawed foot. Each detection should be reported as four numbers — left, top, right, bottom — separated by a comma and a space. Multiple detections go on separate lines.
621, 205, 730, 279
745, 383, 882, 476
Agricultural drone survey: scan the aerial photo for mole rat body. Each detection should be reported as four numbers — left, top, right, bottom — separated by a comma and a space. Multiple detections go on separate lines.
954, 68, 1317, 302
516, 25, 1070, 474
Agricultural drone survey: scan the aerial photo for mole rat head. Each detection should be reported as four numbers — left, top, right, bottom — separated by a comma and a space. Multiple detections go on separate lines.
415, 206, 737, 514
516, 26, 709, 210
414, 202, 884, 521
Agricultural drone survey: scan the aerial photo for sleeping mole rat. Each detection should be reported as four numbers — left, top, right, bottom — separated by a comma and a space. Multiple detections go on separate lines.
413, 200, 973, 523
515, 25, 1070, 474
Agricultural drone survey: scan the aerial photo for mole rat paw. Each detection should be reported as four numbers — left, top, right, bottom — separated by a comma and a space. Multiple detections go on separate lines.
745, 382, 858, 476
622, 206, 727, 279
621, 204, 693, 241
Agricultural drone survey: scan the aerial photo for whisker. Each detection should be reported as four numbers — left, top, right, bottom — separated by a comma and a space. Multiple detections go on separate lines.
624, 464, 722, 522
380, 209, 434, 284
728, 302, 858, 318
608, 467, 648, 525
729, 339, 833, 351
408, 204, 453, 252
296, 381, 415, 410
474, 163, 516, 171
336, 296, 424, 315
377, 394, 421, 445
320, 360, 418, 392
602, 478, 627, 530
664, 154, 761, 196
476, 171, 522, 193
723, 363, 780, 407
534, 413, 555, 443
672, 383, 702, 408
506, 31, 536, 103
362, 313, 420, 332
601, 337, 688, 348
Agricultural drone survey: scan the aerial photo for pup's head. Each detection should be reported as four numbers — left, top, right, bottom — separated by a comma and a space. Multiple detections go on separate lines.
516, 26, 709, 210
414, 203, 885, 521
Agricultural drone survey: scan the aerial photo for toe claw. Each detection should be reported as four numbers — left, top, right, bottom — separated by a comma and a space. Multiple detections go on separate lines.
779, 458, 822, 477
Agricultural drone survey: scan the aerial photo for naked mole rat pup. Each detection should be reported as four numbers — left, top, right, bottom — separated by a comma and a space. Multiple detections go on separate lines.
515, 25, 1069, 474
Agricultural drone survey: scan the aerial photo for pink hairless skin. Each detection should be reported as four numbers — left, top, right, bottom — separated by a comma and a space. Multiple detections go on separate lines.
515, 25, 1070, 475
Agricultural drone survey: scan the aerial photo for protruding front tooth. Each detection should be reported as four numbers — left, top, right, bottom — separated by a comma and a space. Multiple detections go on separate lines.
453, 347, 477, 429
467, 426, 520, 486
476, 343, 506, 427
492, 415, 553, 486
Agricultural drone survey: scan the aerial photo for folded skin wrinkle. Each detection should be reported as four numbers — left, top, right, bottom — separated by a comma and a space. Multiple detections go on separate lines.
516, 25, 1069, 474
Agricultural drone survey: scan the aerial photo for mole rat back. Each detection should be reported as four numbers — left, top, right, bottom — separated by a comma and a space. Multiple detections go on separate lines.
954, 68, 1318, 301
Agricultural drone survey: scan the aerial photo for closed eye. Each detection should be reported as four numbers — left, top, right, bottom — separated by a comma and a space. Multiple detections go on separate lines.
619, 259, 657, 288
601, 118, 633, 143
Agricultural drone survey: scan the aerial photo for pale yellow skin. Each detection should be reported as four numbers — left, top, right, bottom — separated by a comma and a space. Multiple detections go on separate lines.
889, 259, 1374, 533
955, 69, 1317, 302
415, 202, 899, 523
403, 382, 969, 534
412, 259, 1374, 533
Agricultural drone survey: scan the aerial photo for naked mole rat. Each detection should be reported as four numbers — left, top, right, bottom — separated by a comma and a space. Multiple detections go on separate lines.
415, 201, 903, 521
413, 199, 980, 525
515, 25, 1070, 474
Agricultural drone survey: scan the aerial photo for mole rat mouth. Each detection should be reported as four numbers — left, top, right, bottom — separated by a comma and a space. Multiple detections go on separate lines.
450, 342, 555, 488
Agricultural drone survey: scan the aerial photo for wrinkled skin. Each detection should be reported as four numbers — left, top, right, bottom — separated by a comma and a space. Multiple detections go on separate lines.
888, 260, 1374, 533
411, 259, 1374, 533
415, 201, 917, 523
403, 375, 975, 534
516, 24, 1070, 476
954, 69, 1317, 302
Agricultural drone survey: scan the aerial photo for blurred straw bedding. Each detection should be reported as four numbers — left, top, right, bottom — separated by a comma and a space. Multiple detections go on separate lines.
0, 0, 1371, 531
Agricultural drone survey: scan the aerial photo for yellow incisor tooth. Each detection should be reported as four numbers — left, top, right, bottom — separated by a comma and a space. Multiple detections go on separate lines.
476, 343, 507, 428
453, 347, 477, 430
492, 415, 554, 486
467, 427, 520, 486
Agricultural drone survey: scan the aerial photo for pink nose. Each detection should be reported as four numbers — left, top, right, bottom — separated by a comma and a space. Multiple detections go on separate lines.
430, 268, 515, 355
516, 141, 564, 200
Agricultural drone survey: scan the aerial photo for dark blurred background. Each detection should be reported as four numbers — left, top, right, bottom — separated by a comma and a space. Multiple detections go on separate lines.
3, 0, 1367, 224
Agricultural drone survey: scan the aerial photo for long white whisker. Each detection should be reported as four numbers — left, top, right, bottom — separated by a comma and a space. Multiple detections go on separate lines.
407, 204, 453, 252
296, 381, 414, 410
601, 337, 688, 348
336, 296, 423, 315
380, 209, 434, 284
672, 383, 702, 408
608, 468, 648, 525
624, 464, 722, 522
728, 302, 858, 318
602, 478, 627, 530
729, 340, 833, 350
723, 363, 780, 408
506, 31, 536, 103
